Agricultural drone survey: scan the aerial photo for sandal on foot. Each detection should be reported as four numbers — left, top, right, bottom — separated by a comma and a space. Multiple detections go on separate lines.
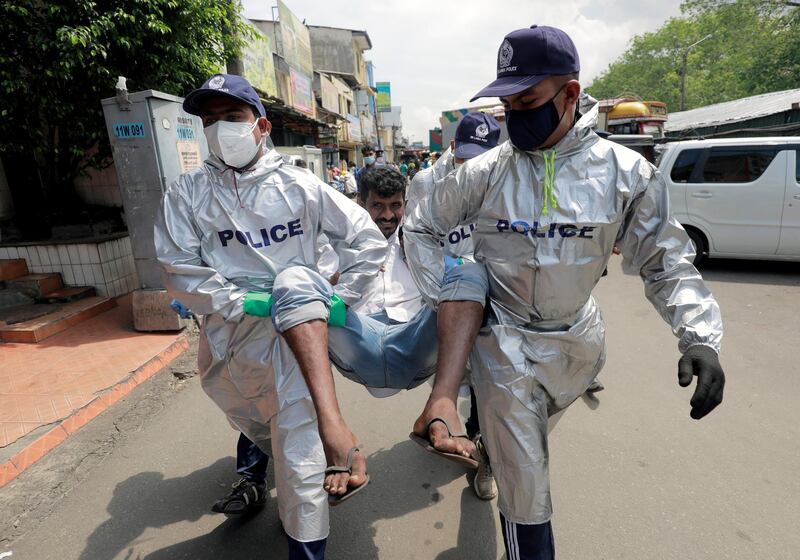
325, 446, 370, 506
409, 417, 479, 469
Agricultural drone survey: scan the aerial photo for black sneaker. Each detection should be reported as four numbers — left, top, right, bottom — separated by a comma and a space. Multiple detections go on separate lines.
211, 477, 267, 515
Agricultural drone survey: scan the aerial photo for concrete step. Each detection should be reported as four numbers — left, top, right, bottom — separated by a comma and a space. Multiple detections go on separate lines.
0, 302, 58, 327
0, 259, 29, 281
6, 273, 64, 299
0, 296, 117, 343
36, 286, 96, 304
0, 288, 36, 311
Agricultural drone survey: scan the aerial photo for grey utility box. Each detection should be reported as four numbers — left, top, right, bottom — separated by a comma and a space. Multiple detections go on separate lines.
102, 89, 208, 290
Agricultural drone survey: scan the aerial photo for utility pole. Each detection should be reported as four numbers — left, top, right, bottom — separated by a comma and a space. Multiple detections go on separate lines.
679, 34, 712, 111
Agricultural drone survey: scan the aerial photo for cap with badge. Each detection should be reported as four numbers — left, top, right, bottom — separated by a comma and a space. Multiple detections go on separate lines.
183, 73, 266, 118
454, 112, 501, 159
470, 25, 580, 102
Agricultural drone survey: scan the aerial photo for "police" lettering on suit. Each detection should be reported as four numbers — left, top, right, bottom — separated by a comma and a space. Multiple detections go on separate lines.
217, 219, 304, 248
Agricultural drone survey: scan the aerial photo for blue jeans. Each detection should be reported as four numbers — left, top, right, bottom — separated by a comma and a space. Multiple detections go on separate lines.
321, 261, 488, 391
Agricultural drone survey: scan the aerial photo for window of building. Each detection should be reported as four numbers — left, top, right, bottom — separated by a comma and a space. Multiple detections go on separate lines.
700, 147, 778, 183
796, 150, 799, 183
670, 148, 702, 183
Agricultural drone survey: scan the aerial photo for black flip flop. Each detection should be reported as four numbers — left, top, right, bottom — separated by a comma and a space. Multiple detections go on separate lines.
409, 417, 479, 469
325, 446, 370, 506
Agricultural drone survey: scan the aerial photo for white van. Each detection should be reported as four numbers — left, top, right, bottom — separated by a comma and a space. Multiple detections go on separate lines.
658, 137, 800, 263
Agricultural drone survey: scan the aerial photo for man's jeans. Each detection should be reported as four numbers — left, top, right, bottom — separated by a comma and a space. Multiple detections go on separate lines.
272, 260, 488, 392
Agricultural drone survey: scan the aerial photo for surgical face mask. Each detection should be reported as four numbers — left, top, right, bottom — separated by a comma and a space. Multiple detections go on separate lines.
204, 120, 264, 169
363, 155, 376, 165
505, 86, 567, 152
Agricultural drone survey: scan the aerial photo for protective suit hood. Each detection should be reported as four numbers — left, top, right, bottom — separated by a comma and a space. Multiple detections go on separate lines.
431, 147, 455, 182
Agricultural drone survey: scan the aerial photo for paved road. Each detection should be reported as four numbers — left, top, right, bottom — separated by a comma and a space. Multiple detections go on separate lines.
2, 259, 798, 559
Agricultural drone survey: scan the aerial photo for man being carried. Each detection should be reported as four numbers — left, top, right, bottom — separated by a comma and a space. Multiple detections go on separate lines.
404, 26, 725, 559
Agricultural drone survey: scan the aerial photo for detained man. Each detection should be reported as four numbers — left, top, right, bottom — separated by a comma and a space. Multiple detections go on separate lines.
155, 74, 386, 559
405, 111, 503, 500
404, 26, 725, 559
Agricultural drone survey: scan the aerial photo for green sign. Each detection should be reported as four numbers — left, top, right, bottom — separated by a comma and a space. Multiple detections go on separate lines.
376, 82, 391, 113
241, 25, 278, 98
278, 0, 313, 76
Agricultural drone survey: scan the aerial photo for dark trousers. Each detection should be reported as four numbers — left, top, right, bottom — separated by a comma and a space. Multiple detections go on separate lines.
465, 386, 480, 440
236, 432, 269, 484
501, 514, 555, 560
288, 536, 327, 559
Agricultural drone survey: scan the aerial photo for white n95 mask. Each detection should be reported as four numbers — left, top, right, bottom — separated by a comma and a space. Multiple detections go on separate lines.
204, 120, 264, 169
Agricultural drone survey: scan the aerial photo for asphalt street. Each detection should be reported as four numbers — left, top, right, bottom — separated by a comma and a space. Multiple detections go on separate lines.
2, 258, 798, 559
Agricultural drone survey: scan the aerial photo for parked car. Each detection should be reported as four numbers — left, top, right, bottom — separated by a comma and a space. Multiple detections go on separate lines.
658, 137, 800, 264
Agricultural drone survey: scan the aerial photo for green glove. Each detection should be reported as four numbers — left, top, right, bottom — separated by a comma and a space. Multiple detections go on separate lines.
328, 294, 347, 327
243, 292, 274, 317
243, 291, 346, 327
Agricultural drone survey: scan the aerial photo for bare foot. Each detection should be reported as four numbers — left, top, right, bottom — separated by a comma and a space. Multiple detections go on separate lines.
318, 419, 368, 497
412, 396, 476, 459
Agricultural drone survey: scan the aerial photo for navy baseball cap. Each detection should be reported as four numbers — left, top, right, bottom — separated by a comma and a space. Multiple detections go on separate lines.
183, 73, 266, 118
470, 25, 579, 102
454, 112, 501, 159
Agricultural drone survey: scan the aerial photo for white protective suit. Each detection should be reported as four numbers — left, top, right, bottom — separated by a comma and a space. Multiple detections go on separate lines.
404, 104, 723, 525
154, 150, 386, 541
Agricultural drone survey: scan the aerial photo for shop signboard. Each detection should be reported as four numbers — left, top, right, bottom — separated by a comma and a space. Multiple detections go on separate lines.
240, 25, 278, 98
290, 68, 314, 116
347, 114, 362, 142
376, 81, 391, 112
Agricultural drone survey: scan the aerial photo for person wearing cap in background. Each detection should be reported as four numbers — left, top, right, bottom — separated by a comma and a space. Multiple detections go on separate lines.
404, 25, 725, 559
405, 111, 502, 501
154, 73, 387, 559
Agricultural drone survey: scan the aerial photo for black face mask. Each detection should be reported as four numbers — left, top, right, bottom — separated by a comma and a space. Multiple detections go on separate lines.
505, 86, 567, 151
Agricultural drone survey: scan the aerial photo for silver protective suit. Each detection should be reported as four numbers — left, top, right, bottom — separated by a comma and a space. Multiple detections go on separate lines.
406, 148, 476, 308
404, 104, 723, 524
154, 150, 386, 541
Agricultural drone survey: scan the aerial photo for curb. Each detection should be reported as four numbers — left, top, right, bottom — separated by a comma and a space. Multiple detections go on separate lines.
0, 335, 190, 488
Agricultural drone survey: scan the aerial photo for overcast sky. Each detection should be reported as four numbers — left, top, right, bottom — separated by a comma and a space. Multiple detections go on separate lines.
241, 0, 683, 142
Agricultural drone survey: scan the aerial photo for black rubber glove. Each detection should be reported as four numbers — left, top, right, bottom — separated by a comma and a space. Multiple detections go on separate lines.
678, 345, 725, 420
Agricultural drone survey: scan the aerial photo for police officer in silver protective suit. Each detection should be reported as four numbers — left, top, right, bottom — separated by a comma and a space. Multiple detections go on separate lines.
404, 26, 725, 559
154, 74, 387, 559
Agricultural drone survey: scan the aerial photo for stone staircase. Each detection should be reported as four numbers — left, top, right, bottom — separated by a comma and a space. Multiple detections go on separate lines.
0, 259, 116, 343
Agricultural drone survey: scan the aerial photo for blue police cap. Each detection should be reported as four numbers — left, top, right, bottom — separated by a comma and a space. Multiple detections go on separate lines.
183, 73, 266, 118
454, 112, 501, 159
471, 25, 580, 102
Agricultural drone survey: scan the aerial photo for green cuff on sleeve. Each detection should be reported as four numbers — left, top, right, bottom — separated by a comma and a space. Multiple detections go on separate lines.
243, 292, 274, 317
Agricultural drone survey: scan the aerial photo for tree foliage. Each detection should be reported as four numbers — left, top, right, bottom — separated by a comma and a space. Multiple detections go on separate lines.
0, 0, 248, 223
586, 1, 800, 111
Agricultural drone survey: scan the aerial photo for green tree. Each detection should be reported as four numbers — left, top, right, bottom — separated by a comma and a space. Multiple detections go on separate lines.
0, 0, 248, 238
586, 1, 800, 113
